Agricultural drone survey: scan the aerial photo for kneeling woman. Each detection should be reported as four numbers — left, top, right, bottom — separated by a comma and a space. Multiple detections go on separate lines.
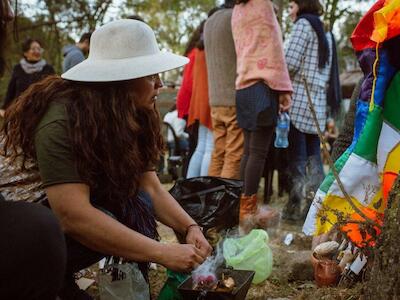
1, 20, 211, 298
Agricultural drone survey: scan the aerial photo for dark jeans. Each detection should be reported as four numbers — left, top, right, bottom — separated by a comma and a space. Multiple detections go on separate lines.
58, 236, 105, 300
0, 198, 67, 300
240, 126, 275, 195
287, 125, 324, 216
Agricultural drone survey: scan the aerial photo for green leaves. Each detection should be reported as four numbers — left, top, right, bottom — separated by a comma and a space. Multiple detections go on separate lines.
124, 0, 217, 54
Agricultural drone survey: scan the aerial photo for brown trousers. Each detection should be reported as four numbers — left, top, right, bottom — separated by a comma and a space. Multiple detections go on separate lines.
208, 106, 244, 179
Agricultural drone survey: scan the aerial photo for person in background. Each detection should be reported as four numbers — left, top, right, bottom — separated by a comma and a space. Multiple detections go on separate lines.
0, 1, 67, 299
176, 26, 200, 178
1, 19, 211, 299
186, 20, 214, 178
324, 118, 338, 153
284, 0, 332, 221
232, 0, 293, 233
176, 27, 201, 121
321, 118, 338, 165
1, 38, 55, 113
176, 24, 203, 177
204, 0, 244, 180
325, 26, 342, 118
62, 32, 91, 72
163, 104, 189, 153
264, 142, 290, 202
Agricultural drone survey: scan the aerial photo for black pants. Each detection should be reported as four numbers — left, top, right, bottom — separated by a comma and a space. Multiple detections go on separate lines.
0, 199, 67, 300
240, 126, 275, 195
58, 236, 104, 300
263, 143, 290, 203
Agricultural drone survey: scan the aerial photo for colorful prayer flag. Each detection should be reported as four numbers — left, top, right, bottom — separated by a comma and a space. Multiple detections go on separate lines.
303, 0, 400, 247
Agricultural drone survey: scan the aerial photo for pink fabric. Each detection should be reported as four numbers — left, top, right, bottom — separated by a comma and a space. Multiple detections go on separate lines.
232, 0, 293, 92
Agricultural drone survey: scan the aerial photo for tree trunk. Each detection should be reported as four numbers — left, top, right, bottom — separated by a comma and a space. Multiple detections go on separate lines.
363, 175, 400, 299
276, 0, 286, 26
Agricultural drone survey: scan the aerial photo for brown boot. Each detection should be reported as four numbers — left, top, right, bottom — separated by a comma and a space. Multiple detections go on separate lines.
239, 194, 257, 235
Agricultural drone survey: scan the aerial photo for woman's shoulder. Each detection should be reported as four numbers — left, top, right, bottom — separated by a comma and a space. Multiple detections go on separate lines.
36, 101, 69, 133
293, 18, 313, 32
43, 64, 55, 73
12, 63, 23, 73
289, 18, 314, 43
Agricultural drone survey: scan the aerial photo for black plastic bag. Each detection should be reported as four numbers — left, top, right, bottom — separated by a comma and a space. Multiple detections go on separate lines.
169, 177, 243, 231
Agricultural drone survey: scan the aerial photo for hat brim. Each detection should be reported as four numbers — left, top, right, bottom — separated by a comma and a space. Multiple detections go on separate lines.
61, 51, 189, 82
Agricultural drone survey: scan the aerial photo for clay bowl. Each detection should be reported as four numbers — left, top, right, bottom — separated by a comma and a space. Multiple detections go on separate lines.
311, 252, 341, 287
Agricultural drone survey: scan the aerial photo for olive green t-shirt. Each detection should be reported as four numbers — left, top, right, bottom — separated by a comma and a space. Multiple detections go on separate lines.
34, 101, 83, 188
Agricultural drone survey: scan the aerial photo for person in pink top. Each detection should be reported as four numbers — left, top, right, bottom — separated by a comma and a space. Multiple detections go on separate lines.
232, 0, 293, 233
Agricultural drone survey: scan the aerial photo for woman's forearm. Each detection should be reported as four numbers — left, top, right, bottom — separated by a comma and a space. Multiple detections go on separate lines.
64, 205, 164, 262
154, 187, 196, 235
140, 171, 196, 235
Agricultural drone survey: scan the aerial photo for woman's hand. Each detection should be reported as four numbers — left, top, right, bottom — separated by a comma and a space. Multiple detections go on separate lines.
279, 92, 292, 112
159, 243, 207, 273
186, 226, 213, 258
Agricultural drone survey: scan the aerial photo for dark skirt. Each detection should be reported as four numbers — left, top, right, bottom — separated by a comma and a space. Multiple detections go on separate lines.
235, 81, 278, 131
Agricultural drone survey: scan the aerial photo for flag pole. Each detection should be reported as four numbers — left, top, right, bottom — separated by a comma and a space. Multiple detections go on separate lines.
301, 74, 378, 227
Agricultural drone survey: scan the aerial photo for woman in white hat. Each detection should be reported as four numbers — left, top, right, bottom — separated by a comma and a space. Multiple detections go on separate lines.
1, 19, 211, 299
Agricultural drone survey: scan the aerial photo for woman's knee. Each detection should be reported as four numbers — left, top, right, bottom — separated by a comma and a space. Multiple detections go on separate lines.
0, 202, 66, 299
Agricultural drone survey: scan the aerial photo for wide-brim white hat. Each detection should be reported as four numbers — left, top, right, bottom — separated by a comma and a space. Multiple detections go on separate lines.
62, 19, 189, 82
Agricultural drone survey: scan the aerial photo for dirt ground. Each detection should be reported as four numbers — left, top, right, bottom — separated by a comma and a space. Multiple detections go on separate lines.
147, 193, 361, 299
86, 177, 361, 299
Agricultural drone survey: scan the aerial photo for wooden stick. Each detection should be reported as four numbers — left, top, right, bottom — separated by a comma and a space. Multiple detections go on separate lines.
301, 75, 378, 227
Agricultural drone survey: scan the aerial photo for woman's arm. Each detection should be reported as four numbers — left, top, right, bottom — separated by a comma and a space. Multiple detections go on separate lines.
174, 117, 189, 139
46, 183, 206, 272
140, 172, 195, 233
285, 20, 311, 77
140, 171, 212, 256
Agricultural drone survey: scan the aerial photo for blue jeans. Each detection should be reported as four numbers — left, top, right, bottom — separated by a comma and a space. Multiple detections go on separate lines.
186, 125, 214, 178
287, 125, 324, 214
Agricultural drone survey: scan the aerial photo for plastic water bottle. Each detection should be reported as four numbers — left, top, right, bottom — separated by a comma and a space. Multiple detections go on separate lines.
274, 113, 290, 148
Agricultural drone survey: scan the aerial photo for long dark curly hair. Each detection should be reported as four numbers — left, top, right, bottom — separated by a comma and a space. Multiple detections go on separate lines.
2, 75, 164, 220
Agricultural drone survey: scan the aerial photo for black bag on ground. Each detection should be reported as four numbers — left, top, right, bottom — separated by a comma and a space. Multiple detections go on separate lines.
169, 177, 242, 231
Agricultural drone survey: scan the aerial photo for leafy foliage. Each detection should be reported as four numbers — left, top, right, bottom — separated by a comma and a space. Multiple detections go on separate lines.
124, 0, 217, 54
